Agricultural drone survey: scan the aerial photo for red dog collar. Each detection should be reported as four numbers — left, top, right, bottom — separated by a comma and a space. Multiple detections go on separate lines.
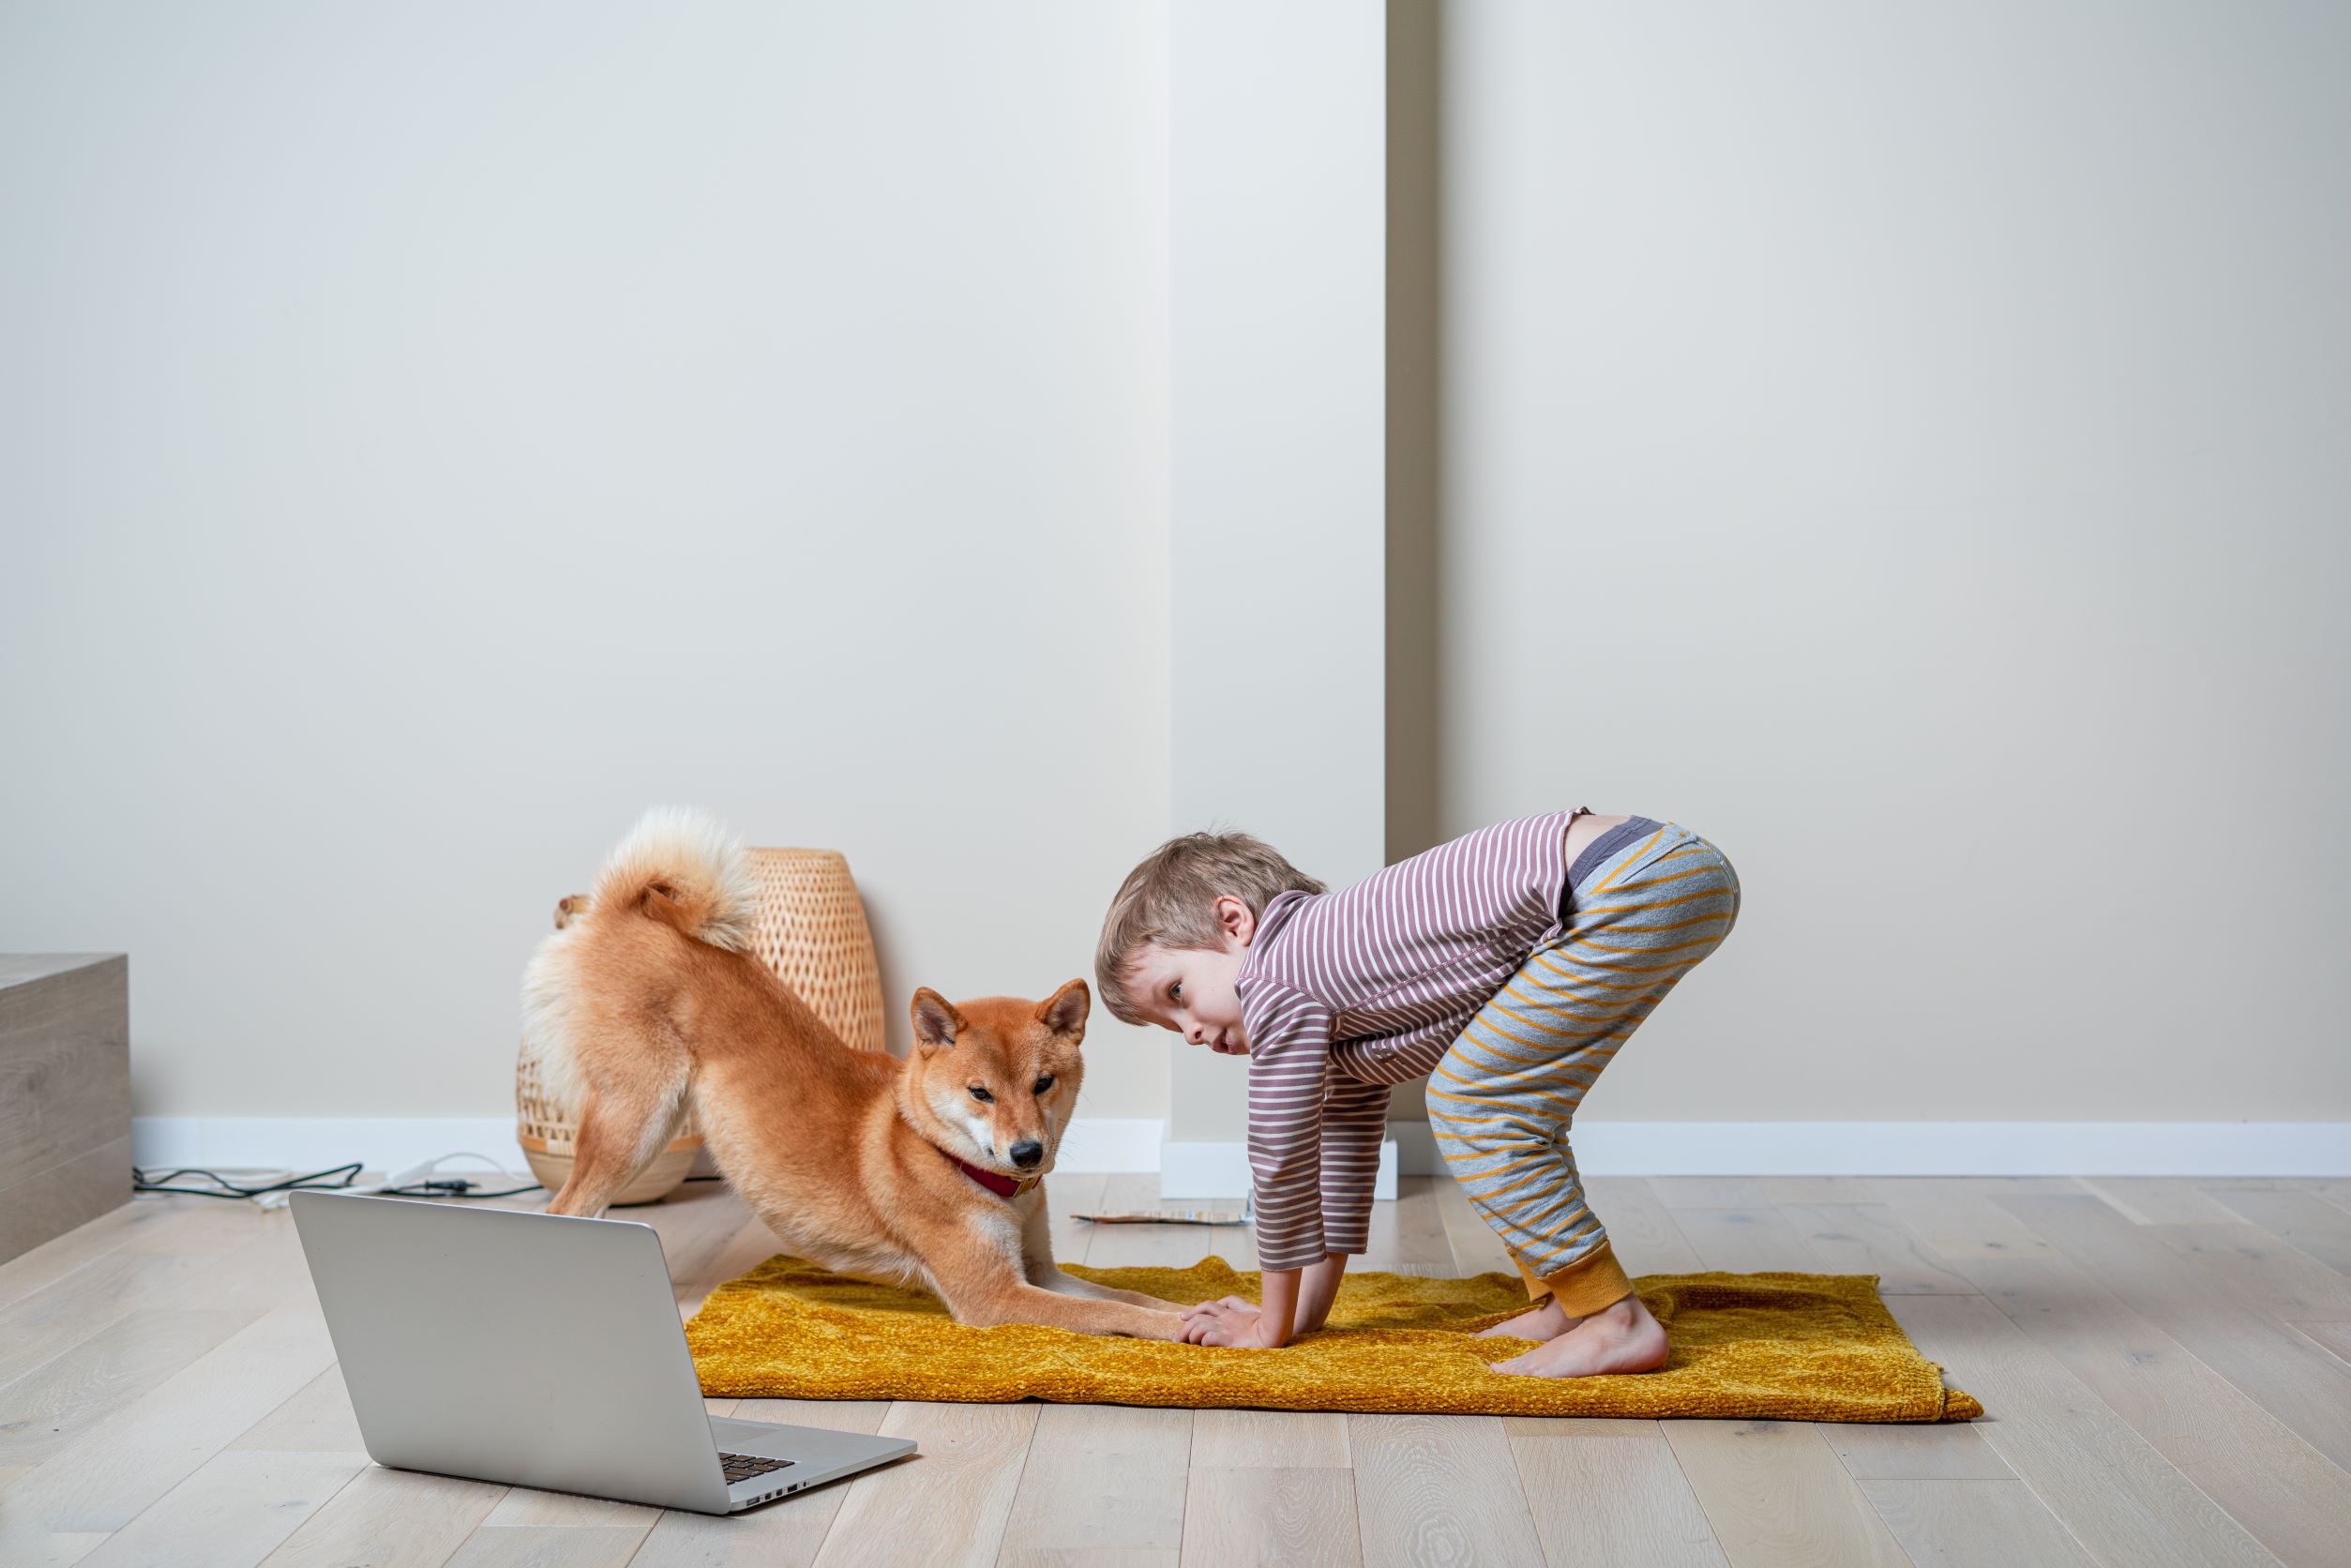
950, 1153, 1039, 1199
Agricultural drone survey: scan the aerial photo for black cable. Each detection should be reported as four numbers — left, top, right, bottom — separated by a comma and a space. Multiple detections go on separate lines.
132, 1163, 364, 1199
131, 1164, 545, 1202
379, 1180, 545, 1199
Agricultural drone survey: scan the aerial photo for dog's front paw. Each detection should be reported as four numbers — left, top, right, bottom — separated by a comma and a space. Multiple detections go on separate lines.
1134, 1310, 1190, 1341
1105, 1289, 1192, 1313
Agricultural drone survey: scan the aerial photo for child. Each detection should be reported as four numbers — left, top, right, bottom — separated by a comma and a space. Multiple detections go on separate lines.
1094, 810, 1740, 1378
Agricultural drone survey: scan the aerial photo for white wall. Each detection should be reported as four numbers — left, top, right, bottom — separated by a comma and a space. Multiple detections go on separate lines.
0, 3, 1176, 1122
1434, 0, 2351, 1122
7, 1, 2343, 1154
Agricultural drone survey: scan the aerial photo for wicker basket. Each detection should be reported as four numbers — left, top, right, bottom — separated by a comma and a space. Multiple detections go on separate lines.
517, 845, 887, 1204
744, 847, 888, 1054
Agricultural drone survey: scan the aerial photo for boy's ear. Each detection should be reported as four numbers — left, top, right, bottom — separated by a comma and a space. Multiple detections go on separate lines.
1035, 978, 1090, 1041
911, 988, 966, 1053
1216, 895, 1257, 947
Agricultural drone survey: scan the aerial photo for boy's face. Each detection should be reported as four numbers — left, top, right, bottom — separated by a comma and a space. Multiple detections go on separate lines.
1125, 897, 1256, 1054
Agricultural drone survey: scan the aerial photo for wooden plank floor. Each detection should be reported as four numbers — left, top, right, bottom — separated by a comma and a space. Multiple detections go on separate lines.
3, 1173, 2348, 1566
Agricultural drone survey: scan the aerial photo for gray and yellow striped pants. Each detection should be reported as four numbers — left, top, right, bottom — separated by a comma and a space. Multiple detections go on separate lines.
1428, 820, 1741, 1316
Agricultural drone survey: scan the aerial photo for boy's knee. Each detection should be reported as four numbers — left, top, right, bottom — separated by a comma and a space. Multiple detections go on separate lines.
1428, 1070, 1515, 1117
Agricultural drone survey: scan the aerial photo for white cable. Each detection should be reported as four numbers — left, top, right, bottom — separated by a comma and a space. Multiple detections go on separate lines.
188, 1152, 533, 1212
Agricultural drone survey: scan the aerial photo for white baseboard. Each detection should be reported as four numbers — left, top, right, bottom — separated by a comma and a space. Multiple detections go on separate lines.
133, 1117, 531, 1176
128, 1117, 2351, 1184
1391, 1120, 2351, 1177
1162, 1138, 1399, 1201
128, 1115, 1173, 1180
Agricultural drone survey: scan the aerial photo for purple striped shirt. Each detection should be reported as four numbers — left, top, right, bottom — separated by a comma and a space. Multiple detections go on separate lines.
1237, 810, 1586, 1271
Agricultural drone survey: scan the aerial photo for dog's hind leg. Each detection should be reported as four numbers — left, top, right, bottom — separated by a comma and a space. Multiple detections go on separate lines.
545, 1063, 689, 1218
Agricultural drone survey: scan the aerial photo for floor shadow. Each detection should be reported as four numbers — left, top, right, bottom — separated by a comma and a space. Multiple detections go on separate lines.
1388, 0, 1445, 866
1387, 0, 1447, 1137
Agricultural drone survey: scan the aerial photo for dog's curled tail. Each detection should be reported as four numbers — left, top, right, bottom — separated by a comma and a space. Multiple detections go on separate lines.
593, 807, 758, 953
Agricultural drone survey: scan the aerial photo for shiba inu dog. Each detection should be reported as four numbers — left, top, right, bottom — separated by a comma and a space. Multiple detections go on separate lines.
522, 809, 1185, 1337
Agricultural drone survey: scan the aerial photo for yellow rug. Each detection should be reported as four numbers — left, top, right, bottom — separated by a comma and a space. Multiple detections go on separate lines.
686, 1256, 1981, 1423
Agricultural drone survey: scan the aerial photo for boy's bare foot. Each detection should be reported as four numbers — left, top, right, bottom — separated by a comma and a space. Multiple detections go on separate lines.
1487, 1292, 1668, 1378
1475, 1297, 1575, 1340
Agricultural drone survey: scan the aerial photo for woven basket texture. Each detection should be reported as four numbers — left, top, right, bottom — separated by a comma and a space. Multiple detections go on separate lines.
744, 848, 887, 1053
516, 845, 886, 1202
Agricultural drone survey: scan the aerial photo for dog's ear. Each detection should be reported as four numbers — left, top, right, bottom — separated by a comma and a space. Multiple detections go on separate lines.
1035, 979, 1090, 1041
911, 988, 967, 1053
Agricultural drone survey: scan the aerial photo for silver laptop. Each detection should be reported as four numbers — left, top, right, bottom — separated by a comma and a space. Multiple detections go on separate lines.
290, 1190, 914, 1514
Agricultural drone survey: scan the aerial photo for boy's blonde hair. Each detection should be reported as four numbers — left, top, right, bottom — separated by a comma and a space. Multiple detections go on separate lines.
1094, 832, 1325, 1026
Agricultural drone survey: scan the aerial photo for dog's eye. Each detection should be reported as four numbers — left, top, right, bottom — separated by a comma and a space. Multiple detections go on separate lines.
1032, 1076, 1054, 1095
968, 1086, 993, 1103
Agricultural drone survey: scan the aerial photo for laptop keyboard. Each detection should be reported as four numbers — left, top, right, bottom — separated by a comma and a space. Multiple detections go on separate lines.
719, 1452, 798, 1485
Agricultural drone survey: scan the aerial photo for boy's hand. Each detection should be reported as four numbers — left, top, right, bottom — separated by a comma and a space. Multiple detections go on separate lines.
1179, 1295, 1258, 1329
1178, 1265, 1301, 1347
1180, 1298, 1285, 1348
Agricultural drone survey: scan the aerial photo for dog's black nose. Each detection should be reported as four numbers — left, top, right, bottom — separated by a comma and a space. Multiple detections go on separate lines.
1010, 1140, 1044, 1169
